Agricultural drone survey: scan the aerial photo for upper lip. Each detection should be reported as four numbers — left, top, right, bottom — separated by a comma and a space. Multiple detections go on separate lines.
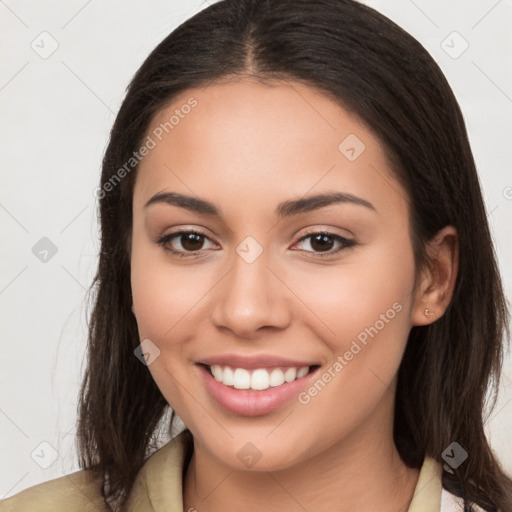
198, 354, 318, 370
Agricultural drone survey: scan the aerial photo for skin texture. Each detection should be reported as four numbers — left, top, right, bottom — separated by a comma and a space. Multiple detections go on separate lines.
130, 77, 459, 512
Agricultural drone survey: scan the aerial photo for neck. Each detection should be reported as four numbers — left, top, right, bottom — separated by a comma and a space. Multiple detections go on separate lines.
183, 412, 420, 512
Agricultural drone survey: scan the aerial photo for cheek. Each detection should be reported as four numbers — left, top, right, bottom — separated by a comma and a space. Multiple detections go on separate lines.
292, 236, 415, 426
294, 238, 415, 341
130, 226, 210, 344
291, 235, 416, 402
130, 233, 207, 412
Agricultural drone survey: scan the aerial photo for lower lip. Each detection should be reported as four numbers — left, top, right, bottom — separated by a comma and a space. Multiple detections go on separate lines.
198, 364, 318, 417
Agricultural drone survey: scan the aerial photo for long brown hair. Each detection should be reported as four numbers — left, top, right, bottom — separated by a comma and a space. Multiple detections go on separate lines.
77, 1, 512, 510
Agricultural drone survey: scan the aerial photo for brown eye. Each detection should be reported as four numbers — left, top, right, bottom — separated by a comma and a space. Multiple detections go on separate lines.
156, 229, 217, 256
294, 232, 355, 258
309, 233, 336, 252
178, 232, 205, 251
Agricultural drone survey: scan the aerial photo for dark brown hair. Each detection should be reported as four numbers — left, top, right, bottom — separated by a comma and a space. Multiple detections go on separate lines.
77, 0, 512, 510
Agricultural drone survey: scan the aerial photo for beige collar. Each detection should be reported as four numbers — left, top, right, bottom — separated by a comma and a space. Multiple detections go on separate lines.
124, 429, 442, 511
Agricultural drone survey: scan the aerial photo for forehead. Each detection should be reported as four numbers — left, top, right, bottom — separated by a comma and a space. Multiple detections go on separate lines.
147, 77, 373, 162
133, 78, 408, 224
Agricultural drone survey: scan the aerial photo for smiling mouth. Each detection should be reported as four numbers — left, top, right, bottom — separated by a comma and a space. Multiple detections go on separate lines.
200, 363, 320, 391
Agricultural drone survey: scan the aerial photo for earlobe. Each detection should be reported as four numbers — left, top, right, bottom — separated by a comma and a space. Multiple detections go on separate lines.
411, 225, 459, 326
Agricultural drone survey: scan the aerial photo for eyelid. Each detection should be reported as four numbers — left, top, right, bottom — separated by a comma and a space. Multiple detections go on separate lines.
155, 228, 218, 255
155, 227, 356, 258
291, 229, 355, 257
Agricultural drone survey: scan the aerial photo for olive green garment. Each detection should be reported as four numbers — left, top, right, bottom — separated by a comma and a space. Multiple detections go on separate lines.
0, 429, 452, 512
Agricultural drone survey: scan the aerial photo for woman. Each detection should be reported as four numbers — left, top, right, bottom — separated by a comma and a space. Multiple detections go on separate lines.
2, 0, 510, 511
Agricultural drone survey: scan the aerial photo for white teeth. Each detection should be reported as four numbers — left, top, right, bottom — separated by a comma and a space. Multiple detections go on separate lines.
208, 365, 311, 390
269, 368, 285, 387
223, 366, 234, 386
284, 367, 297, 382
251, 369, 270, 390
297, 366, 309, 378
211, 364, 223, 382
233, 368, 251, 389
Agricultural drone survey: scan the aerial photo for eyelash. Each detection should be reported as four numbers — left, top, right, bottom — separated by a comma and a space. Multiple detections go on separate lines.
155, 229, 356, 259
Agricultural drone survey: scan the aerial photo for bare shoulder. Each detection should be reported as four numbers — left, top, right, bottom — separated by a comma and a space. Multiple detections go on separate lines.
0, 469, 109, 512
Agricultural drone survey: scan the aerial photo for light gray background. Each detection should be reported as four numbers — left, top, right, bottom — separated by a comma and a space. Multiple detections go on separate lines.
1, 0, 511, 498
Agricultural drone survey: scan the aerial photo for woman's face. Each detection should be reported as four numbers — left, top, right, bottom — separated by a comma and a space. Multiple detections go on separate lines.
130, 78, 422, 470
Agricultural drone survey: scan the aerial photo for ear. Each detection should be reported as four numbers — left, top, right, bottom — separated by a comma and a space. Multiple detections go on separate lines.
411, 225, 459, 326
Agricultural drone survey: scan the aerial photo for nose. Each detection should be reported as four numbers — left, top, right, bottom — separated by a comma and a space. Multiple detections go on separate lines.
210, 246, 291, 339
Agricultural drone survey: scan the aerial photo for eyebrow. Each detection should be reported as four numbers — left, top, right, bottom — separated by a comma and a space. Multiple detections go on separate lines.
144, 190, 377, 218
